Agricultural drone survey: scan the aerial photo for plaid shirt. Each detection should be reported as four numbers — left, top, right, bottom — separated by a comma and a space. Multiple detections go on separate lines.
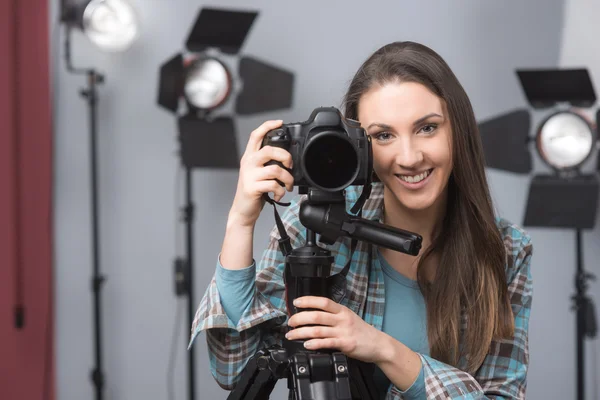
189, 182, 533, 399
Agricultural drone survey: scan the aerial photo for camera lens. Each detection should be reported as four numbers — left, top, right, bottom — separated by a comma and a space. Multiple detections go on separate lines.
302, 132, 359, 191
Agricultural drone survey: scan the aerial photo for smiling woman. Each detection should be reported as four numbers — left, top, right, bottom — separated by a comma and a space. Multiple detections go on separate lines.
360, 82, 453, 215
189, 41, 533, 400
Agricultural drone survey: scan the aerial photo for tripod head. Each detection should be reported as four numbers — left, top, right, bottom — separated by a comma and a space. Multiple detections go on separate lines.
285, 188, 421, 316
227, 187, 423, 400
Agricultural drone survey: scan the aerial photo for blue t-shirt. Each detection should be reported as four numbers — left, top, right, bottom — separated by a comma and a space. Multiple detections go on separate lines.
372, 248, 427, 399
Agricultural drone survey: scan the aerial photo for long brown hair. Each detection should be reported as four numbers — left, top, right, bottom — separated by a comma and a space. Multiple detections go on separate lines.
343, 41, 513, 373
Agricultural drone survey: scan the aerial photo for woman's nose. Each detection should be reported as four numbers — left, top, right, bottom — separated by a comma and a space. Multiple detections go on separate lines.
394, 140, 424, 168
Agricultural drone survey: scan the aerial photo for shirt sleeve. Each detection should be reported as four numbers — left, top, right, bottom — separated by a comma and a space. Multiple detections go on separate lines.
388, 231, 533, 400
187, 195, 308, 390
215, 255, 256, 326
396, 365, 426, 399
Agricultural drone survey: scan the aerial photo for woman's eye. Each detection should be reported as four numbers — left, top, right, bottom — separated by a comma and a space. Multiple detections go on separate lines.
419, 124, 437, 135
373, 132, 392, 141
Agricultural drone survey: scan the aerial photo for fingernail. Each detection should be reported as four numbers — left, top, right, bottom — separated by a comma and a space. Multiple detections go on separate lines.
293, 299, 301, 306
304, 341, 312, 349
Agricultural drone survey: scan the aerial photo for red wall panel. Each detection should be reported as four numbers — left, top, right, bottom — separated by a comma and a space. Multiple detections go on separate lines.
0, 0, 55, 399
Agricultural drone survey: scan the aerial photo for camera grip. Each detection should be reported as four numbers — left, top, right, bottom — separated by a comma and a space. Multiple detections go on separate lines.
262, 128, 292, 187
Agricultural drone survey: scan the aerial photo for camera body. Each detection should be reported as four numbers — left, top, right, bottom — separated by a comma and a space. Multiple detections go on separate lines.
261, 107, 372, 192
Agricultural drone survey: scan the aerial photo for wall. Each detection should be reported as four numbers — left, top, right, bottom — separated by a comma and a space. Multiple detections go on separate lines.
50, 1, 572, 399
1, 0, 54, 399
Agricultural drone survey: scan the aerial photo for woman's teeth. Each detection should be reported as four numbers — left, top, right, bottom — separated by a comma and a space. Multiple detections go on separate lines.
398, 169, 432, 183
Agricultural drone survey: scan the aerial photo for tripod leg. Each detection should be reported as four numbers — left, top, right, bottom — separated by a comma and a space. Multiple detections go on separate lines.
227, 346, 288, 400
346, 358, 380, 399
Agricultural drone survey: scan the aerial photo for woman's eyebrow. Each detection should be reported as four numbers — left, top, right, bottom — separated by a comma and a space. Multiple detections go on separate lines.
413, 113, 443, 127
366, 122, 393, 130
366, 113, 443, 131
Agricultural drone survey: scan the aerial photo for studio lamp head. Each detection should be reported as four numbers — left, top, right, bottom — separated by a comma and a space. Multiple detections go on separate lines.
183, 56, 232, 111
157, 7, 295, 169
61, 0, 139, 52
478, 68, 600, 229
536, 110, 595, 173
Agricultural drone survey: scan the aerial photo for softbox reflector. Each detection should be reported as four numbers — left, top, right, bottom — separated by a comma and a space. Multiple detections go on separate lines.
236, 56, 294, 115
158, 53, 184, 113
185, 8, 258, 55
478, 109, 532, 173
178, 115, 239, 168
523, 174, 599, 229
516, 68, 597, 109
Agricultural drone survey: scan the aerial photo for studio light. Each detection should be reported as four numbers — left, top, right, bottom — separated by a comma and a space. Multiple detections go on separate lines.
59, 1, 139, 400
478, 69, 599, 228
156, 7, 295, 400
158, 7, 295, 170
535, 111, 595, 171
478, 68, 598, 400
62, 0, 139, 52
183, 57, 232, 110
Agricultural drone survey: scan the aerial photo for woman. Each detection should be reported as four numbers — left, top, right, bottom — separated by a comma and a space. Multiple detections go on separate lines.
189, 41, 533, 399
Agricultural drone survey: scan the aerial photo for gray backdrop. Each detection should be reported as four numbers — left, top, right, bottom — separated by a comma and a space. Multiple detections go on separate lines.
50, 0, 600, 399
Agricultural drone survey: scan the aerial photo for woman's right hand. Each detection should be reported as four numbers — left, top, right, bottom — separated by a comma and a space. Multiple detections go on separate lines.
229, 119, 294, 228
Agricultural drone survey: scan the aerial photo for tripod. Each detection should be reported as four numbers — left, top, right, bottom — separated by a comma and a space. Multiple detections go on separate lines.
63, 26, 106, 400
573, 229, 597, 400
227, 189, 422, 400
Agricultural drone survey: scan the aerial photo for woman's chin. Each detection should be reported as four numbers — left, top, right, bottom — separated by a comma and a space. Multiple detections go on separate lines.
399, 200, 435, 212
389, 187, 438, 212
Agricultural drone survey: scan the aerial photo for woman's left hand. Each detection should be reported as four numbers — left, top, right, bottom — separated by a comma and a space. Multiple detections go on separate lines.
285, 296, 386, 364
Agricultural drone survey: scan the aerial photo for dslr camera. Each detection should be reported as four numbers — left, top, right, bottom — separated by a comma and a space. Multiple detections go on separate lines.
261, 107, 372, 192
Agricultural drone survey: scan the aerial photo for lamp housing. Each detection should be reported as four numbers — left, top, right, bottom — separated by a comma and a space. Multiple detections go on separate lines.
62, 0, 139, 52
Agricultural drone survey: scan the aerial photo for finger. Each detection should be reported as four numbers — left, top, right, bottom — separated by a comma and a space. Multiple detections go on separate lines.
246, 120, 284, 153
255, 165, 294, 191
287, 311, 337, 328
273, 185, 287, 202
294, 296, 343, 314
253, 180, 285, 199
253, 146, 293, 170
285, 326, 337, 341
303, 338, 344, 351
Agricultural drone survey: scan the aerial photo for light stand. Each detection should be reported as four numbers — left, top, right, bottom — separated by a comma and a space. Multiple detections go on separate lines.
60, 1, 138, 399
574, 228, 597, 400
478, 68, 599, 400
184, 166, 196, 400
157, 7, 295, 400
63, 25, 107, 400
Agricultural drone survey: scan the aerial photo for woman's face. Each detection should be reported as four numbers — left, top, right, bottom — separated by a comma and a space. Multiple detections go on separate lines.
358, 81, 453, 212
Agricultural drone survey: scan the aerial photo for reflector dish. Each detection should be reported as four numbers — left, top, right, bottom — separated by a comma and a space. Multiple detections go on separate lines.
82, 0, 139, 52
536, 111, 594, 170
184, 58, 232, 110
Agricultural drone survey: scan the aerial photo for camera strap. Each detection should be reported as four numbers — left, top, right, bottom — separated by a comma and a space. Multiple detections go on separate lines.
350, 135, 374, 215
262, 193, 293, 256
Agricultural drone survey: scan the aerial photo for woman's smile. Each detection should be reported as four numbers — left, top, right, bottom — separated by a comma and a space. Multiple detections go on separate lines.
395, 168, 434, 190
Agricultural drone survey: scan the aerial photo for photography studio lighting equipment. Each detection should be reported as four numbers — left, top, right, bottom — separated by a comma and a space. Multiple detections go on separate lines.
183, 58, 232, 110
536, 111, 595, 171
60, 1, 139, 400
156, 7, 294, 400
61, 0, 139, 52
477, 68, 598, 400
